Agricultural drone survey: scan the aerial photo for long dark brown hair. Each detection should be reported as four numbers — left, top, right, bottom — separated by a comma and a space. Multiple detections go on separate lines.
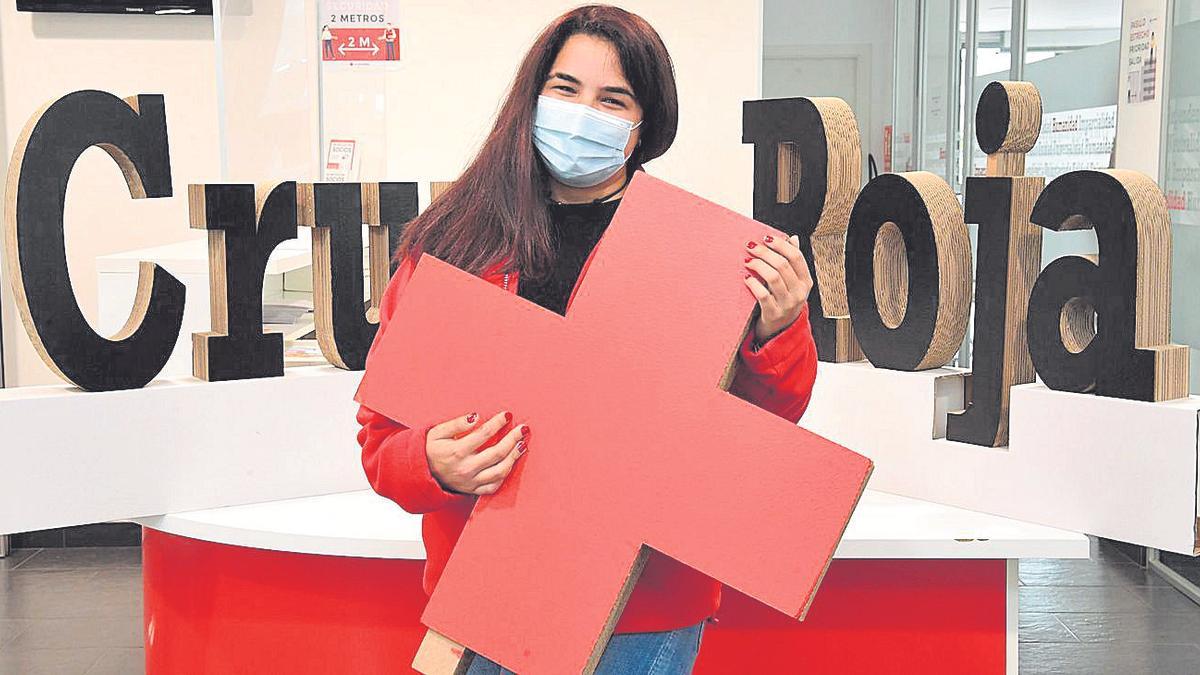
392, 5, 678, 281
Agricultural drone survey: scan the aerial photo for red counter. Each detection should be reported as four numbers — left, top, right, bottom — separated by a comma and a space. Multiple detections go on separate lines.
135, 489, 1088, 674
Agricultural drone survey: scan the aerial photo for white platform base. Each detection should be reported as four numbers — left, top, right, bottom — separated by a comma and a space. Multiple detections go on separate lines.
0, 366, 369, 535
802, 361, 1200, 555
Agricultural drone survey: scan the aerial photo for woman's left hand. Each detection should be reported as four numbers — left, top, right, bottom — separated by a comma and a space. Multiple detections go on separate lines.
743, 233, 813, 343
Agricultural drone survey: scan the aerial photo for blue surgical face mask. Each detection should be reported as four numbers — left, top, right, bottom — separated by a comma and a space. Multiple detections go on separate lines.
532, 94, 643, 188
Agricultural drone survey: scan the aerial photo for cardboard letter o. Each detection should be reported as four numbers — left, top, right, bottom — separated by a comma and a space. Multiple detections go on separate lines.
846, 172, 972, 371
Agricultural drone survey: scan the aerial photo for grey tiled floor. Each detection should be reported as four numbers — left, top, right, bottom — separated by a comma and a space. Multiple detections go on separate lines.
0, 547, 141, 674
0, 538, 1197, 674
1019, 538, 1200, 675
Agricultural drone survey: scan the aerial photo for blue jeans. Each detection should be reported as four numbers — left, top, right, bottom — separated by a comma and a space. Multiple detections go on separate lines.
463, 620, 706, 675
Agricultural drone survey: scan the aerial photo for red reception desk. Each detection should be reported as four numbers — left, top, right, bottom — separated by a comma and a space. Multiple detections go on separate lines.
133, 489, 1087, 674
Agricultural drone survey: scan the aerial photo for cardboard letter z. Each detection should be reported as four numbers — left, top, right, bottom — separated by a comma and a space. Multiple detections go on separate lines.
356, 173, 873, 674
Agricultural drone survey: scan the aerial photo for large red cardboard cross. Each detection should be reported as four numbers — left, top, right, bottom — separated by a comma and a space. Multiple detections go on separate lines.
357, 173, 872, 674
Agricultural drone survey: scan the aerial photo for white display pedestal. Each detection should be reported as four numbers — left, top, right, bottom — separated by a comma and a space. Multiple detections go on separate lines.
802, 361, 1200, 555
0, 366, 368, 535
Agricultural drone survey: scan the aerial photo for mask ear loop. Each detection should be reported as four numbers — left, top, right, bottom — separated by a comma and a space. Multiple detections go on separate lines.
572, 118, 642, 206
601, 121, 645, 205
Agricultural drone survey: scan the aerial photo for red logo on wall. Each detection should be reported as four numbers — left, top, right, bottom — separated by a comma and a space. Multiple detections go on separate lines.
321, 27, 400, 62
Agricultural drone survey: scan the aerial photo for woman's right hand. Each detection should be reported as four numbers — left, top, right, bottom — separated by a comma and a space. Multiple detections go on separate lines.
425, 411, 529, 496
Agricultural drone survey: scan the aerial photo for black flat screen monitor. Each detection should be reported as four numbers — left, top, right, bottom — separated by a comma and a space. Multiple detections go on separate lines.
17, 1, 212, 14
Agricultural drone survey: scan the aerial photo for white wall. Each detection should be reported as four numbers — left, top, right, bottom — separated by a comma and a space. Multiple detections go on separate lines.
762, 0, 895, 170
322, 0, 763, 215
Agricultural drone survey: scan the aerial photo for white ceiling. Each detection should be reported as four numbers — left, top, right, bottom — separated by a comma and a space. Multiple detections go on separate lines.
975, 0, 1123, 33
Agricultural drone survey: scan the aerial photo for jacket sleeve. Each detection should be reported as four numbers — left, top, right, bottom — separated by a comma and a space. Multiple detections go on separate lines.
729, 303, 819, 424
354, 252, 469, 514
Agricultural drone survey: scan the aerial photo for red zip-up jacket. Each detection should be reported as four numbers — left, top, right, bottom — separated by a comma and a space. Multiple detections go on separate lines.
354, 244, 818, 634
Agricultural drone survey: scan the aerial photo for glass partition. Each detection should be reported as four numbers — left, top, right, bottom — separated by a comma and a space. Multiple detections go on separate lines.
214, 0, 321, 183
966, 0, 1013, 179
213, 0, 329, 368
1164, 1, 1200, 394
918, 0, 962, 185
892, 0, 920, 173
1155, 0, 1200, 598
1020, 0, 1121, 181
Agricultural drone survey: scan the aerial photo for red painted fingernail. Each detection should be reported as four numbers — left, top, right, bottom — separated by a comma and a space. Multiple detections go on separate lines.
520, 425, 530, 437
764, 234, 774, 243
466, 413, 477, 424
746, 241, 757, 248
504, 411, 512, 423
743, 256, 752, 263
744, 272, 752, 279
516, 440, 527, 454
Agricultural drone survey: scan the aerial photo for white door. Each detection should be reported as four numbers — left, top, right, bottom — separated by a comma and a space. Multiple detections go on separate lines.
762, 55, 860, 110
761, 48, 871, 172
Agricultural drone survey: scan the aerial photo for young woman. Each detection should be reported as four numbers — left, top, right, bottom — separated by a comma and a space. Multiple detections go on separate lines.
356, 6, 818, 673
